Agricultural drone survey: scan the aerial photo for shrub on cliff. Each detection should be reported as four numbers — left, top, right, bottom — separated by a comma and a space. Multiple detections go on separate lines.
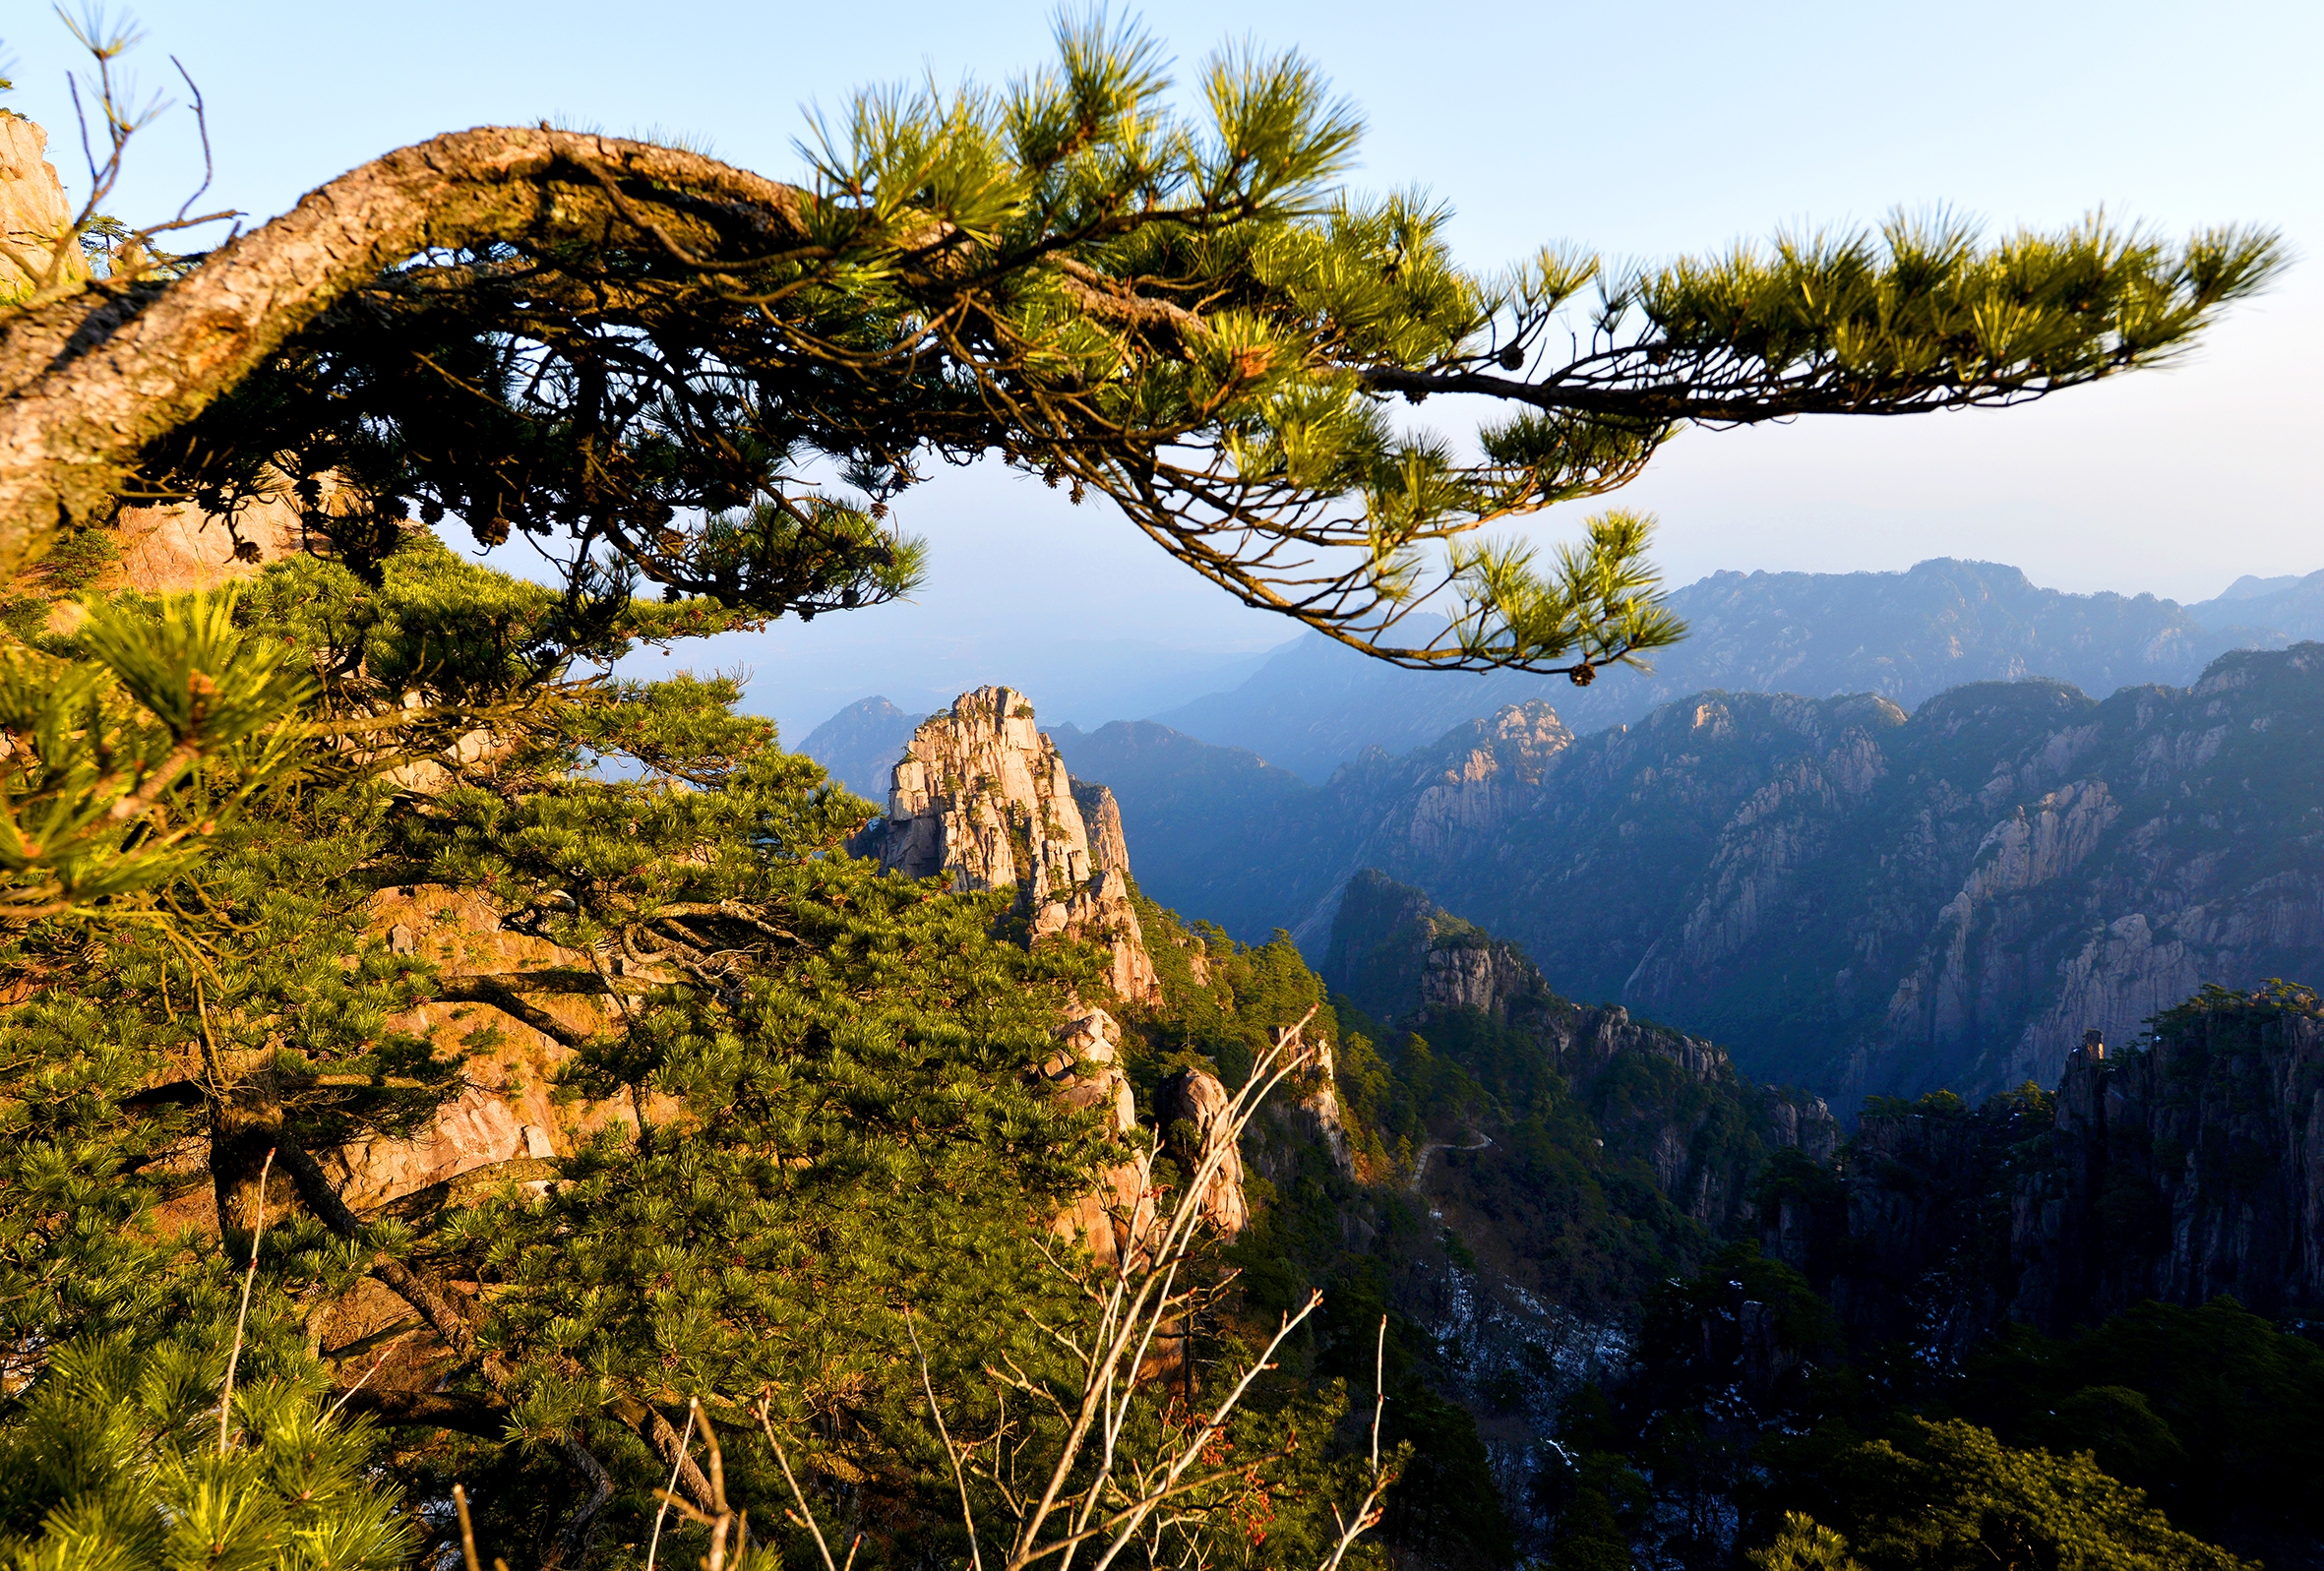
1756, 1419, 2251, 1571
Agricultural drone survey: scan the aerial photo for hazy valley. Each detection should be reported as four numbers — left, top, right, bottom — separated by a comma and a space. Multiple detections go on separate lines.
807, 557, 2324, 1105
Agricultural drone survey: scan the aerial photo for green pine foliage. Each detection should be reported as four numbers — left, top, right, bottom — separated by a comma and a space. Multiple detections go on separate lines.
0, 524, 116, 640
0, 22, 2298, 1567
1367, 998, 1716, 1313
0, 1337, 412, 1571
1770, 1419, 2252, 1571
1121, 901, 1337, 1109
1954, 1298, 2324, 1555
1121, 900, 1520, 1568
0, 534, 1405, 1569
1577, 1236, 2310, 1569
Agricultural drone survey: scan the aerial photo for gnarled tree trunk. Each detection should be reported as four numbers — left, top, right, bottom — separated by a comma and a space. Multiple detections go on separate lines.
0, 126, 812, 578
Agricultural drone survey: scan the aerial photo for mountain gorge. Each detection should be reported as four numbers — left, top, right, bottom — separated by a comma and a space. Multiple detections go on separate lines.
1054, 642, 2324, 1105
12, 47, 2324, 1568
778, 571, 2324, 1568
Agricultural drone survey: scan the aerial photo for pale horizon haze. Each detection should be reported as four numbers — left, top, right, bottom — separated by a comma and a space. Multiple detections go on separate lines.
8, 1, 2317, 737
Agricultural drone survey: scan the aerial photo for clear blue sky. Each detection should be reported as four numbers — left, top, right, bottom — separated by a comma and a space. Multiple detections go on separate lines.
7, 2, 2317, 733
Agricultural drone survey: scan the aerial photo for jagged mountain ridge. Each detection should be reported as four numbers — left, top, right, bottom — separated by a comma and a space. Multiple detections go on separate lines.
1063, 643, 2324, 1104
2199, 568, 2324, 640
1320, 869, 1840, 1225
847, 685, 1161, 1002
1766, 985, 2324, 1348
1152, 557, 2311, 781
1302, 869, 1841, 1538
802, 557, 2319, 797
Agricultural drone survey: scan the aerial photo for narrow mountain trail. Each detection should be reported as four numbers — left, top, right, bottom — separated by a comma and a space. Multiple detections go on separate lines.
1409, 1130, 1493, 1191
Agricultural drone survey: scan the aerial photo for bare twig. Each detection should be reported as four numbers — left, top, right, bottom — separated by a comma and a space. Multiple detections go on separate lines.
165, 53, 212, 226
909, 1308, 987, 1571
1317, 1316, 1396, 1571
321, 1325, 416, 1422
755, 1397, 840, 1571
644, 1398, 702, 1571
1372, 1314, 1386, 1470
710, 1004, 1384, 1571
452, 1483, 482, 1571
217, 1143, 275, 1453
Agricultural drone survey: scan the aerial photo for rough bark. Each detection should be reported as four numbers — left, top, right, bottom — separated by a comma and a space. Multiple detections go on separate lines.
542, 1437, 618, 1570
0, 126, 814, 577
332, 1387, 509, 1438
277, 1137, 490, 1362
209, 1082, 283, 1268
611, 1397, 719, 1514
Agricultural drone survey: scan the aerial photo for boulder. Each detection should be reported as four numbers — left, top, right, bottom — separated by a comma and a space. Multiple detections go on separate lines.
1158, 1066, 1250, 1239
0, 114, 87, 295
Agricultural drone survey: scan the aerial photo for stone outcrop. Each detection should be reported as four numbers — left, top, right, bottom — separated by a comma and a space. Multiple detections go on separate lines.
0, 115, 87, 295
857, 687, 1159, 1002
1765, 1092, 1841, 1165
1044, 1005, 1138, 1139
1071, 779, 1132, 880
335, 883, 663, 1209
1400, 701, 1574, 859
1320, 869, 1840, 1228
1157, 1067, 1250, 1238
849, 689, 1257, 1255
1873, 778, 2124, 1073
35, 495, 305, 636
1045, 1005, 1155, 1265
1284, 1038, 1354, 1178
111, 496, 304, 593
2014, 995, 2324, 1328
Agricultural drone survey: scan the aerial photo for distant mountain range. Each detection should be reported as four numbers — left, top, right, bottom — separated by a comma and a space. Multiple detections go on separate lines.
800, 695, 921, 799
1066, 645, 2324, 1103
1149, 559, 2324, 781
800, 562, 2324, 1104
802, 559, 2324, 796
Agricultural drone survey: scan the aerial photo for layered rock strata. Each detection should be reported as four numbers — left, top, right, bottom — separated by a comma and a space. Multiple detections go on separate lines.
858, 686, 1160, 1002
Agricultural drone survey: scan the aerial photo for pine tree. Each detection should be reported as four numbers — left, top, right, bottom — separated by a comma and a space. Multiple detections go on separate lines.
0, 13, 2292, 1569
1759, 1420, 2255, 1571
0, 18, 2283, 679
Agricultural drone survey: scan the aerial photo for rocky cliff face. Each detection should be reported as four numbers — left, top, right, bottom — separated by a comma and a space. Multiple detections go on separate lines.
1157, 1067, 1251, 1238
1045, 1005, 1156, 1266
1070, 779, 1132, 881
857, 687, 1159, 1003
1321, 871, 1839, 1231
0, 114, 87, 296
1092, 643, 2324, 1104
2016, 988, 2324, 1329
1764, 984, 2324, 1353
